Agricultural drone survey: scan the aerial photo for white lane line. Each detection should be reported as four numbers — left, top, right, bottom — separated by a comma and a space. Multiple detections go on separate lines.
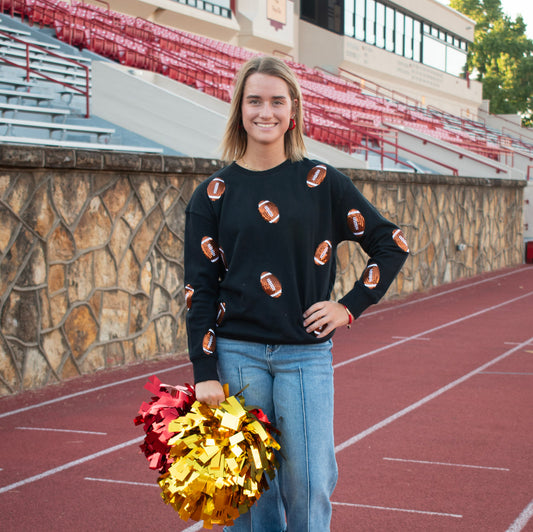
85, 477, 157, 488
0, 436, 144, 494
504, 344, 533, 354
181, 522, 206, 532
16, 427, 107, 435
334, 291, 533, 369
362, 267, 530, 318
335, 336, 533, 453
392, 336, 431, 341
506, 499, 533, 532
331, 500, 462, 518
480, 371, 533, 376
383, 457, 510, 471
0, 361, 190, 419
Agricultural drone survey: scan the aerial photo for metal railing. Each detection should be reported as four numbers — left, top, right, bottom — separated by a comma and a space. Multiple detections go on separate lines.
0, 28, 91, 117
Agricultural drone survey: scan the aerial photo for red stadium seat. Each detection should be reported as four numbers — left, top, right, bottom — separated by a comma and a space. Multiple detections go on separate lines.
5, 0, 527, 164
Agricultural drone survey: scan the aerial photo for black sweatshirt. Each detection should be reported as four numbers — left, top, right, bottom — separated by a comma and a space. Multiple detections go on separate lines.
184, 158, 409, 383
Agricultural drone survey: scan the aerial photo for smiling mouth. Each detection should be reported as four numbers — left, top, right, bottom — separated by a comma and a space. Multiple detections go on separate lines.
255, 123, 277, 129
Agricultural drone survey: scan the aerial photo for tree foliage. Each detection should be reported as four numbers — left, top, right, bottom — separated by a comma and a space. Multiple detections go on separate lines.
450, 0, 533, 125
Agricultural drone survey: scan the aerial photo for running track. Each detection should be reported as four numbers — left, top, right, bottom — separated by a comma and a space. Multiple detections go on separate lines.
0, 265, 532, 531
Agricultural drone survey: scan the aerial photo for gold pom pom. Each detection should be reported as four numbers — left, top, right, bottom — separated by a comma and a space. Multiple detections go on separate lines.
157, 393, 280, 528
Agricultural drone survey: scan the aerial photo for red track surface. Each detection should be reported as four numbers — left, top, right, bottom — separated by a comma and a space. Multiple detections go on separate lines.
1, 265, 532, 531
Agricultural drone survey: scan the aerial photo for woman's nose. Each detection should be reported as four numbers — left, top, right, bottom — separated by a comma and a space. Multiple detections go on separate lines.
258, 103, 274, 117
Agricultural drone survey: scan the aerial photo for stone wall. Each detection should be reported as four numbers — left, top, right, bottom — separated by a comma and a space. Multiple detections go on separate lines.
333, 171, 525, 301
0, 146, 525, 395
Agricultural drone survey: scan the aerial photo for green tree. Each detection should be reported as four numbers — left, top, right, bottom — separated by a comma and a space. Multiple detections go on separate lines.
450, 0, 533, 125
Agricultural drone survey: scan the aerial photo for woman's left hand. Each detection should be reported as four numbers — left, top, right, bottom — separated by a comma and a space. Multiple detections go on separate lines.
303, 301, 350, 337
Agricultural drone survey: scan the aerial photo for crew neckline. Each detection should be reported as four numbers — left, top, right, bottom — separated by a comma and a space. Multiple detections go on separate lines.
231, 158, 292, 175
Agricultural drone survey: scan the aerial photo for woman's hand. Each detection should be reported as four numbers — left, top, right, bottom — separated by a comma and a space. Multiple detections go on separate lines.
303, 301, 351, 337
195, 380, 226, 406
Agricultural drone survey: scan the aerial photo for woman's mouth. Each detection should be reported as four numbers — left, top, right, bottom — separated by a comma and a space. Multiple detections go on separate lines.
255, 122, 277, 129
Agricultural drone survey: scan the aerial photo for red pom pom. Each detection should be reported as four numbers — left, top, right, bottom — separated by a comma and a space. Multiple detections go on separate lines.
134, 375, 195, 473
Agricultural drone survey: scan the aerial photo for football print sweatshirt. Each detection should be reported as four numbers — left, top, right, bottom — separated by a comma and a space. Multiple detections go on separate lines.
184, 158, 409, 383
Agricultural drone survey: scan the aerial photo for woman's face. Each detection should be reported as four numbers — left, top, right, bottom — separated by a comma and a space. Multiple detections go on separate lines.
240, 72, 295, 152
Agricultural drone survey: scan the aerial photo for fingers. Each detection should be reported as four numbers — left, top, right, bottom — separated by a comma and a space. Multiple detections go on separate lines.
303, 302, 329, 335
303, 301, 324, 319
303, 301, 348, 337
302, 301, 328, 326
195, 380, 226, 407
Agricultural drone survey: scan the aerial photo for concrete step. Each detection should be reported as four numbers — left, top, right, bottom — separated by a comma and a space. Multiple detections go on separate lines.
0, 135, 164, 153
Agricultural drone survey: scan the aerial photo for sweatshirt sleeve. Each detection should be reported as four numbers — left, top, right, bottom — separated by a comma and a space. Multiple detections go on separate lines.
184, 182, 222, 383
333, 170, 409, 320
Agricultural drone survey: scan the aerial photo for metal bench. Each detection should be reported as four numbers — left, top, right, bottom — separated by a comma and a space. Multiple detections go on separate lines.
0, 102, 70, 120
28, 72, 91, 88
0, 117, 114, 140
0, 28, 60, 50
0, 24, 31, 37
8, 58, 90, 79
0, 39, 90, 62
0, 88, 55, 104
0, 45, 92, 69
0, 77, 37, 89
0, 135, 164, 153
55, 86, 92, 104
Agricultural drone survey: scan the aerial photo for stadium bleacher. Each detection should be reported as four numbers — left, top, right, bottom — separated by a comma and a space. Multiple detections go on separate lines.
0, 4, 169, 153
0, 0, 532, 174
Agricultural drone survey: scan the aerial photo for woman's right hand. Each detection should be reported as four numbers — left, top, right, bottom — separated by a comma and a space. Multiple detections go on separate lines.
195, 380, 226, 406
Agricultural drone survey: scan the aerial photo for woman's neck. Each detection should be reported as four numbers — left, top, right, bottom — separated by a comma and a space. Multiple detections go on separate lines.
238, 146, 287, 172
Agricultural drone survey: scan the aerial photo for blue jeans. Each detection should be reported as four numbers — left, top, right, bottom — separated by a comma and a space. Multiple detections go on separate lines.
217, 337, 338, 532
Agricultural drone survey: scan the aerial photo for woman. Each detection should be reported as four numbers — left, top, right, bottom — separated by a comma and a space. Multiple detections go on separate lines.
184, 56, 409, 531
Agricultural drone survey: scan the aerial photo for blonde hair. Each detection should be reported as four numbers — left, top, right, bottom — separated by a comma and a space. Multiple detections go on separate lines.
220, 56, 306, 163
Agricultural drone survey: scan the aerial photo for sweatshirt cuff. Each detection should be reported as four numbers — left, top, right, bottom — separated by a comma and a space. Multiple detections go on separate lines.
191, 354, 220, 384
338, 282, 378, 321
